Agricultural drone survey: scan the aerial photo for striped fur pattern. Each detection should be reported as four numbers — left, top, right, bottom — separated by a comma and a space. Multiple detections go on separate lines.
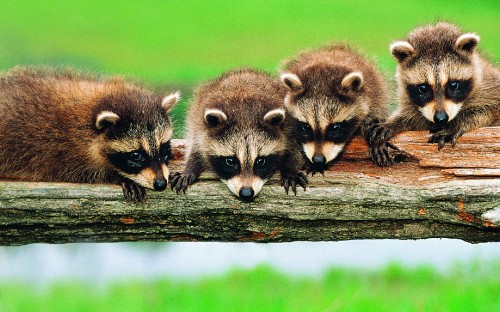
170, 68, 307, 201
369, 22, 500, 166
280, 44, 390, 173
0, 66, 179, 202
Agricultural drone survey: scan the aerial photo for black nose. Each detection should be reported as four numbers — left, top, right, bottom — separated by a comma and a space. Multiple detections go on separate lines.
433, 111, 449, 125
239, 187, 255, 202
153, 178, 167, 191
312, 155, 326, 165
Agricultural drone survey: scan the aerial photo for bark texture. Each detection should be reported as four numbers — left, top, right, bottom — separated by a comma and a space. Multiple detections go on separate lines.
1, 127, 499, 245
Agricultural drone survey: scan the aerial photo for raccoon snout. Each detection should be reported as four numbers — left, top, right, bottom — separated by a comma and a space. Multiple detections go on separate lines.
312, 155, 326, 166
239, 187, 255, 202
433, 111, 449, 125
153, 177, 167, 191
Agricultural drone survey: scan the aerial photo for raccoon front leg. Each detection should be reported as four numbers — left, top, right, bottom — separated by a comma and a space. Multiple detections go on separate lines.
366, 115, 421, 166
428, 108, 493, 150
120, 179, 147, 203
170, 150, 205, 194
280, 152, 308, 195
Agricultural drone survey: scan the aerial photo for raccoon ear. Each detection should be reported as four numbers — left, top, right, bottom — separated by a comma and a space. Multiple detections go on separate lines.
95, 111, 120, 130
280, 73, 304, 94
455, 33, 480, 53
263, 108, 286, 126
390, 41, 415, 62
341, 72, 363, 92
161, 91, 181, 113
204, 109, 227, 128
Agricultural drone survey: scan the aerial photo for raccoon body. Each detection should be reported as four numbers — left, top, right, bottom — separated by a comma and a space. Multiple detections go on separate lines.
370, 22, 500, 165
280, 44, 390, 173
0, 66, 180, 202
170, 68, 307, 201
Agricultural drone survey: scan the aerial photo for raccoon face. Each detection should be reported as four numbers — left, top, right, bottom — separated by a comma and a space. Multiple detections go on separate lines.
391, 33, 479, 126
203, 108, 286, 201
281, 72, 365, 173
95, 91, 180, 191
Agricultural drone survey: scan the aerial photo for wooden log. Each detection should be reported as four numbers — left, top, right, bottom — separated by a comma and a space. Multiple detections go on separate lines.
0, 127, 499, 246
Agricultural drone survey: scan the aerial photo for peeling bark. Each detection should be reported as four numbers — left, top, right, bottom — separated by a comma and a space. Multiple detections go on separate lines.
0, 127, 499, 245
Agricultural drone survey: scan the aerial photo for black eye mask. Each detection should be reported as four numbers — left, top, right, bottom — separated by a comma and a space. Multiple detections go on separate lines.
108, 150, 150, 174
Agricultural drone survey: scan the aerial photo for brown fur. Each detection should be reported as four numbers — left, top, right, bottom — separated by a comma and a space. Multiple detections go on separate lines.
0, 66, 178, 201
370, 22, 500, 165
280, 44, 390, 172
170, 68, 307, 200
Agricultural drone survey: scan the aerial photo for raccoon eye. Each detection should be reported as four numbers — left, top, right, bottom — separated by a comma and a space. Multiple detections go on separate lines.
225, 157, 238, 168
448, 81, 460, 92
417, 84, 430, 95
160, 141, 172, 164
130, 151, 143, 162
297, 122, 313, 141
255, 157, 266, 167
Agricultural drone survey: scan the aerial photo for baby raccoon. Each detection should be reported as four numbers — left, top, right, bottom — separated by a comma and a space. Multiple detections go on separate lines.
280, 44, 389, 173
0, 66, 180, 202
170, 68, 307, 201
370, 22, 500, 165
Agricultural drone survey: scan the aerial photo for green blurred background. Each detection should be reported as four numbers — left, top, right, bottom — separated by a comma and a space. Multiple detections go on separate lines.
0, 0, 498, 137
0, 1, 499, 310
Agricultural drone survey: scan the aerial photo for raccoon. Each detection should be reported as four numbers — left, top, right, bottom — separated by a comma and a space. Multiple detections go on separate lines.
279, 44, 390, 173
0, 66, 180, 202
170, 68, 307, 201
369, 22, 500, 165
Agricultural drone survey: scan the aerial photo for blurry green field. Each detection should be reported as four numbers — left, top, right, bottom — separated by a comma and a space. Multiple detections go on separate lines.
1, 263, 499, 312
0, 0, 498, 136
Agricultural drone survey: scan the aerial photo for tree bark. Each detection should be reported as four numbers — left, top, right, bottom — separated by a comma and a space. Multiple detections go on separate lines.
0, 127, 499, 245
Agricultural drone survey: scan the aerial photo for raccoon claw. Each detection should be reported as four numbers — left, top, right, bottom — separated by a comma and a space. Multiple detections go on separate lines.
369, 142, 399, 167
121, 181, 146, 203
428, 130, 463, 150
281, 172, 308, 195
367, 124, 393, 147
170, 171, 196, 194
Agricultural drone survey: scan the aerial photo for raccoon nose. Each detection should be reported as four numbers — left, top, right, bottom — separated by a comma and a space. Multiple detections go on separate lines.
433, 112, 449, 125
153, 178, 167, 191
312, 155, 326, 165
239, 187, 255, 202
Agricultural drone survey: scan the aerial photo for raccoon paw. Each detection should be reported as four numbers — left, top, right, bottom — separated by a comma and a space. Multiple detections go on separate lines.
170, 171, 197, 194
281, 172, 308, 195
428, 129, 464, 150
366, 123, 393, 147
369, 142, 398, 167
121, 181, 147, 203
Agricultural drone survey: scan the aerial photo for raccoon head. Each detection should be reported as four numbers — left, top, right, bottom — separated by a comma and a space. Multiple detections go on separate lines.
280, 71, 366, 174
390, 23, 480, 127
203, 107, 286, 201
95, 91, 180, 191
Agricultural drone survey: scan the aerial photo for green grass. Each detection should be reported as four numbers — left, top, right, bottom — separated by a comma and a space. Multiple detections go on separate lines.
1, 262, 499, 312
0, 1, 498, 136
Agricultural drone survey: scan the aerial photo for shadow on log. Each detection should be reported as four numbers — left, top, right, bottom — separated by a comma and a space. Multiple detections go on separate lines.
1, 127, 499, 245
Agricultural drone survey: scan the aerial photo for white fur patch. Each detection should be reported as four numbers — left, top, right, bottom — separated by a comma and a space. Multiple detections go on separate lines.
341, 72, 363, 91
263, 108, 286, 125
161, 91, 181, 113
444, 101, 463, 122
280, 72, 303, 93
323, 143, 345, 163
223, 177, 265, 198
418, 103, 436, 123
303, 142, 315, 163
390, 41, 414, 61
119, 168, 156, 190
162, 164, 170, 184
95, 111, 120, 129
455, 33, 480, 52
204, 109, 227, 123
